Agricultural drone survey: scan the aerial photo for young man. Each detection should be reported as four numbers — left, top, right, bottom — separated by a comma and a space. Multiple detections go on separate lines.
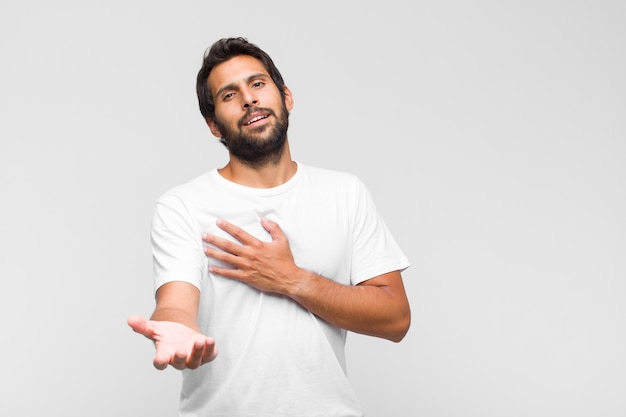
128, 37, 411, 416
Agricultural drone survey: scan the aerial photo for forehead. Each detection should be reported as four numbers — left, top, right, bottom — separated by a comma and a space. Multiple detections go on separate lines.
208, 55, 269, 95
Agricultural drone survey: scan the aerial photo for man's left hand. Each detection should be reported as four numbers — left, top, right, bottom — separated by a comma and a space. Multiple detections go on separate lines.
202, 218, 301, 294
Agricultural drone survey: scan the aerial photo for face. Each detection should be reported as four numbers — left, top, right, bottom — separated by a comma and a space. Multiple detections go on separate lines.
207, 55, 293, 166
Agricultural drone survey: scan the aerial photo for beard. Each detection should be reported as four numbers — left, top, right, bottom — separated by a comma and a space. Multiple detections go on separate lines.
214, 102, 290, 168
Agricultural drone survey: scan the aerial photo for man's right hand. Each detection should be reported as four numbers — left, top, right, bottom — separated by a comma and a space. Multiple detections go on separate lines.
127, 315, 218, 370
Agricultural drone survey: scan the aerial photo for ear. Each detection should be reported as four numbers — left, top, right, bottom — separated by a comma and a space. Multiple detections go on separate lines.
283, 85, 294, 112
206, 118, 223, 138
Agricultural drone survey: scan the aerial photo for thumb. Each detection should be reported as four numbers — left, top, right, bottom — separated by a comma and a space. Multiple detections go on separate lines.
261, 217, 286, 242
127, 315, 152, 337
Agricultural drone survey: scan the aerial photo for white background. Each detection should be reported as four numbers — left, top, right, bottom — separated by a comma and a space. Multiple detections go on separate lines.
1, 1, 625, 416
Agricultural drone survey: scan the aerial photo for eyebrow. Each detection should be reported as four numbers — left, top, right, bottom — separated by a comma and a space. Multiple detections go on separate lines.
214, 72, 270, 99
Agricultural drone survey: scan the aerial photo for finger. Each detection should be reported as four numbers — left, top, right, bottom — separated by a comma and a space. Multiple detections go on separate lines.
153, 350, 171, 370
204, 244, 236, 262
216, 219, 258, 245
204, 247, 243, 274
171, 349, 188, 370
183, 339, 203, 369
127, 315, 154, 338
260, 217, 286, 242
202, 339, 218, 364
208, 263, 243, 279
203, 234, 246, 258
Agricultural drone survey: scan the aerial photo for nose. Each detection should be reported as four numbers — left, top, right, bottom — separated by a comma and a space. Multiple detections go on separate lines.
242, 88, 258, 108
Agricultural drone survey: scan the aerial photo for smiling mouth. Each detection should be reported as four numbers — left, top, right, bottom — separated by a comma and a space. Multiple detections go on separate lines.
245, 114, 269, 125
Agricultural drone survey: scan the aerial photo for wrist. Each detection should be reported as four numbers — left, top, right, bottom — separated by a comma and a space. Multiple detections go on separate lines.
285, 268, 318, 301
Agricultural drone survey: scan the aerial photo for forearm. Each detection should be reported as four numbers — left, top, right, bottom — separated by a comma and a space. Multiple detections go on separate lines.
151, 281, 203, 332
201, 219, 410, 341
287, 270, 411, 342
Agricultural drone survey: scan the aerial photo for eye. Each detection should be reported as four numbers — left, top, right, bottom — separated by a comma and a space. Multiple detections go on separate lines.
252, 81, 265, 88
222, 92, 235, 101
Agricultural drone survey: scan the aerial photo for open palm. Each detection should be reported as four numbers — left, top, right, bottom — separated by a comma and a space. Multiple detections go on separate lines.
128, 315, 217, 370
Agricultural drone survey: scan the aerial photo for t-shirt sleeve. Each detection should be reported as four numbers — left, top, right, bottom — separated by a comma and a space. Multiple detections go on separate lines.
151, 194, 206, 293
350, 178, 410, 285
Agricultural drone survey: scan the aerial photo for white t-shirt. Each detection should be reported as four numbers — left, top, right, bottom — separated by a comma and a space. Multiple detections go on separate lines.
151, 162, 410, 417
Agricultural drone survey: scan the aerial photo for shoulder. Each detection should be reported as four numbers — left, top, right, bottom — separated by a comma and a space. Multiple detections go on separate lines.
156, 171, 215, 206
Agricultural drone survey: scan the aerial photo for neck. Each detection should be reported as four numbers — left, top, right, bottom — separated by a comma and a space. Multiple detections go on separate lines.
219, 141, 297, 188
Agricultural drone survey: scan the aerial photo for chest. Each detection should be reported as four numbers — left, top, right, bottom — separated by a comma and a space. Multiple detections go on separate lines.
197, 194, 354, 283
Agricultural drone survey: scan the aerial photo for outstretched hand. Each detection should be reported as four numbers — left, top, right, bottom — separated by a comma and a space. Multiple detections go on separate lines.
127, 315, 217, 370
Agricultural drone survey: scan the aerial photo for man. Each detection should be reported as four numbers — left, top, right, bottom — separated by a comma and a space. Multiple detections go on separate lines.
128, 37, 411, 417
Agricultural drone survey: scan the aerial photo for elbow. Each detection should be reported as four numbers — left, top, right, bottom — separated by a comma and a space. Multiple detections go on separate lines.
387, 309, 411, 343
394, 318, 411, 343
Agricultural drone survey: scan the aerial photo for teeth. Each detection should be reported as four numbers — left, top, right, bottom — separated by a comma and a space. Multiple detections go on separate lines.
247, 115, 267, 125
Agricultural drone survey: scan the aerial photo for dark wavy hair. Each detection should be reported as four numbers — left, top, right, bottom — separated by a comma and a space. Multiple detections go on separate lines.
196, 37, 286, 122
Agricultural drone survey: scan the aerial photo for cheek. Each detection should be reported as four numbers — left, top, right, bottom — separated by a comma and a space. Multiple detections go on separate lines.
213, 109, 240, 132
